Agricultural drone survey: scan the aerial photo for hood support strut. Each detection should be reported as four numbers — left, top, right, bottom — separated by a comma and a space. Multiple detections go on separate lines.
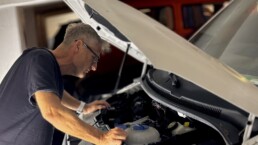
113, 43, 131, 93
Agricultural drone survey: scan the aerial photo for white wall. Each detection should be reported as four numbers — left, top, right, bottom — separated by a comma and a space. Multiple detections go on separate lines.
0, 0, 68, 82
0, 6, 24, 81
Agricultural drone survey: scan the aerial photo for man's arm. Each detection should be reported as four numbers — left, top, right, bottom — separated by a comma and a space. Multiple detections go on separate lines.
61, 90, 110, 114
61, 90, 80, 111
34, 91, 126, 145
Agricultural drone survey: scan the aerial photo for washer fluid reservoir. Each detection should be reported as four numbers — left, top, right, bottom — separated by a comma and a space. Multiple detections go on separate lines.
125, 124, 160, 145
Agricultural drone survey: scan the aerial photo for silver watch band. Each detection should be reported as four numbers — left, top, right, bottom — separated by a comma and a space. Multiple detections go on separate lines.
76, 101, 86, 114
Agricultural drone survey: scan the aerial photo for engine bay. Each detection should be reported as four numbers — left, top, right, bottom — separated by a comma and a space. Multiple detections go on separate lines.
93, 89, 225, 145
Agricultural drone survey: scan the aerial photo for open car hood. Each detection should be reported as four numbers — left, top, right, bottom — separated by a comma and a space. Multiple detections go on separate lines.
64, 0, 258, 116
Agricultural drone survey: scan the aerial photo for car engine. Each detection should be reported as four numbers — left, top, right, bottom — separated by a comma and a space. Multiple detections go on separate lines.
92, 89, 225, 145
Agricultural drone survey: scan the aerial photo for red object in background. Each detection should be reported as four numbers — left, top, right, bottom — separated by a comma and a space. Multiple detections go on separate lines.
121, 0, 228, 38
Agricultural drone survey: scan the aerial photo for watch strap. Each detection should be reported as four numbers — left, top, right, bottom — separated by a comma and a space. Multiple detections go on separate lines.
76, 101, 86, 114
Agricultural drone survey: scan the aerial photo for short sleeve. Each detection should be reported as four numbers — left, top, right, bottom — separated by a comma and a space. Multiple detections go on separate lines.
27, 53, 62, 106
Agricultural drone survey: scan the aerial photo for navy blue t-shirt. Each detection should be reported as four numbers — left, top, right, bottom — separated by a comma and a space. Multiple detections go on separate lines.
0, 48, 63, 145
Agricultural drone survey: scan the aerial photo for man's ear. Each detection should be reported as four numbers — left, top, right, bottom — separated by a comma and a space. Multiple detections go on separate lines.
73, 40, 80, 53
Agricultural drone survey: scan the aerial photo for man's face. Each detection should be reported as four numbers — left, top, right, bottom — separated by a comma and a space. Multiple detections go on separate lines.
73, 39, 101, 78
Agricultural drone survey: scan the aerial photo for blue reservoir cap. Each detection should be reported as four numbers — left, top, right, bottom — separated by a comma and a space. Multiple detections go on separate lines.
133, 124, 149, 131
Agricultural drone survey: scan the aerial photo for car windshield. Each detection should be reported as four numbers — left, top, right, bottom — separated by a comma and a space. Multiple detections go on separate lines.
190, 0, 258, 84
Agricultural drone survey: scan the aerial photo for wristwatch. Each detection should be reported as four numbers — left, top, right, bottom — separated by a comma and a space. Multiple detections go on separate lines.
76, 101, 86, 114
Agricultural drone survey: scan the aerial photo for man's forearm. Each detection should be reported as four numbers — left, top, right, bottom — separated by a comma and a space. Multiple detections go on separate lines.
61, 90, 81, 111
35, 91, 102, 144
46, 106, 102, 144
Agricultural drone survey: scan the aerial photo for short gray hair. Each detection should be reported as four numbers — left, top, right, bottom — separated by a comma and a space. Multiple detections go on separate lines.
63, 23, 101, 45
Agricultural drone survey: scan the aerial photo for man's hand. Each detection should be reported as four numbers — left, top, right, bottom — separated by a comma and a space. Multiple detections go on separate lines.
84, 100, 110, 114
98, 128, 127, 145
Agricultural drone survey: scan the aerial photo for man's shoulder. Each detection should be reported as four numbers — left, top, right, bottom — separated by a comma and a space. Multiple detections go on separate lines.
22, 47, 56, 62
23, 47, 52, 56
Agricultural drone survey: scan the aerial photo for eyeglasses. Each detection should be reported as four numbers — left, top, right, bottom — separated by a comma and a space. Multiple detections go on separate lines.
81, 40, 100, 63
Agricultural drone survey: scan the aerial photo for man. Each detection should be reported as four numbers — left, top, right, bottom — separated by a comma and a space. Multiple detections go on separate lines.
0, 23, 127, 145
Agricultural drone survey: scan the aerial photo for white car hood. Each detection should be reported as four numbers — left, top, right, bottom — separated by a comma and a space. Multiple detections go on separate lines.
64, 0, 258, 116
